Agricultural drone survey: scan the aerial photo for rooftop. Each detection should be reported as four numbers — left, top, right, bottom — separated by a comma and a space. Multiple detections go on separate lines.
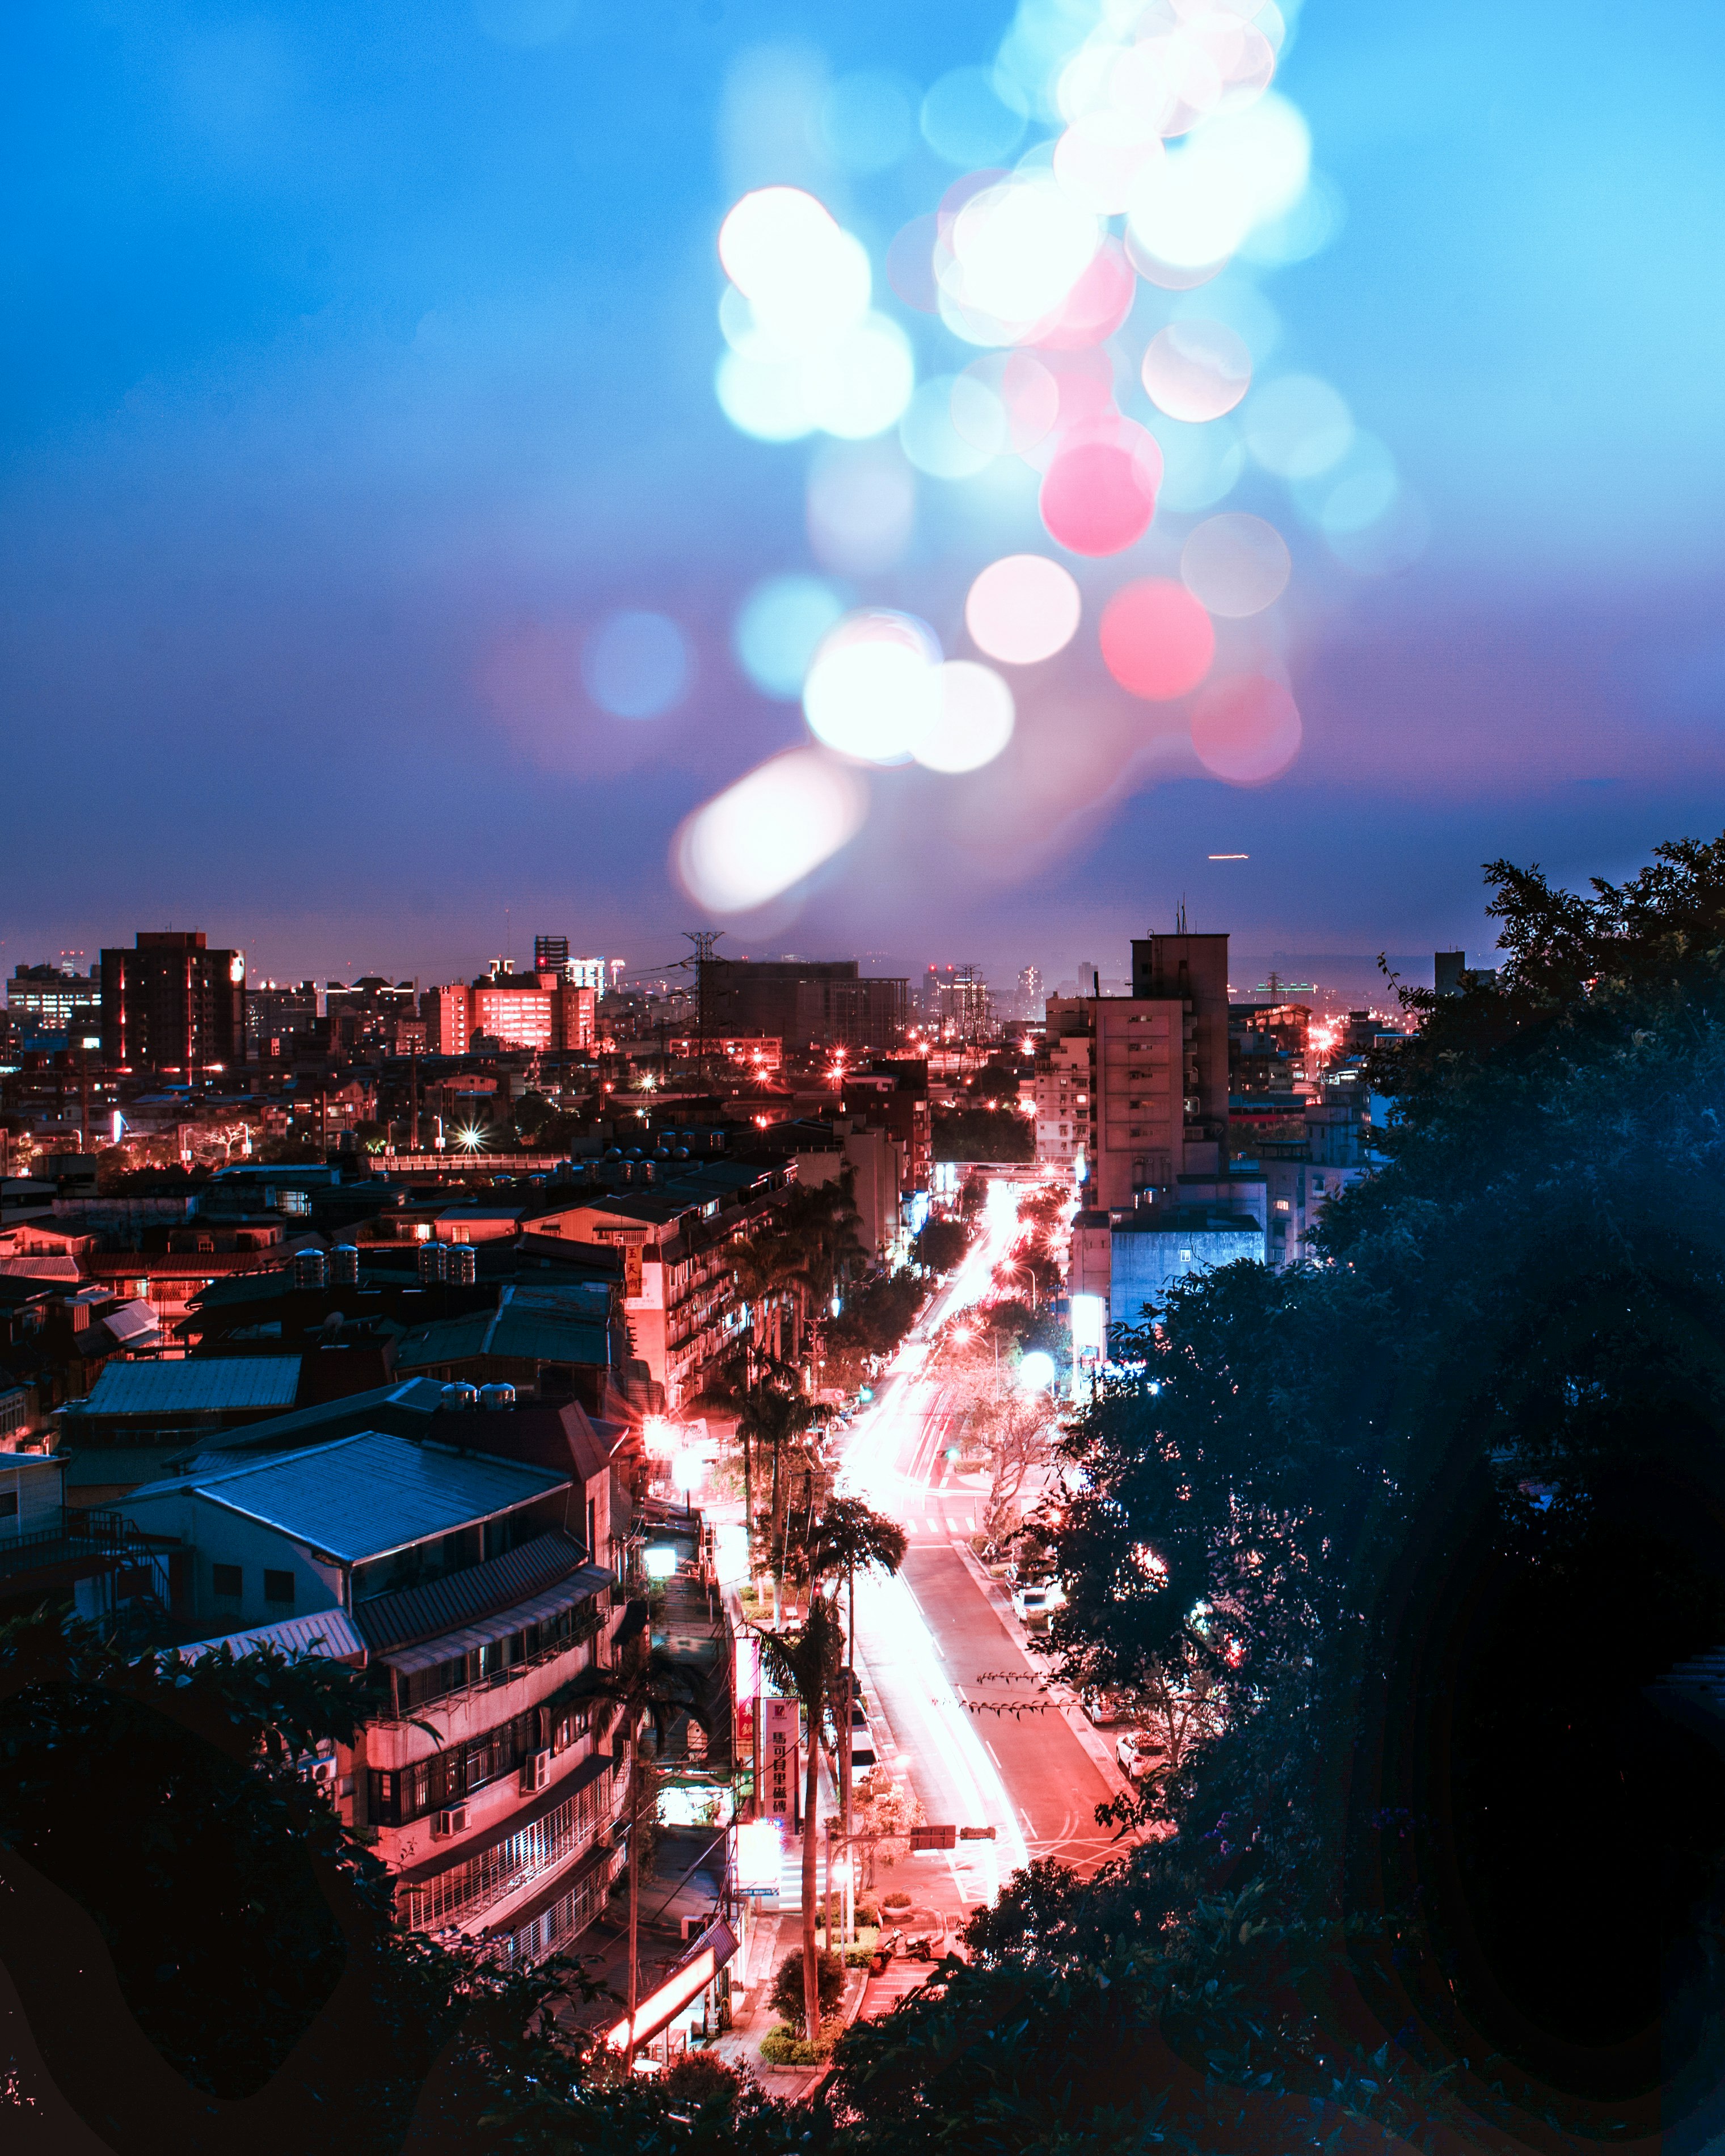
75, 1357, 303, 1417
133, 1431, 570, 1562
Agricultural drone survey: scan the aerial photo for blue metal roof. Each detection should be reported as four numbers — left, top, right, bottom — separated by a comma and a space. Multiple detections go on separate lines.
183, 1432, 570, 1562
81, 1357, 303, 1415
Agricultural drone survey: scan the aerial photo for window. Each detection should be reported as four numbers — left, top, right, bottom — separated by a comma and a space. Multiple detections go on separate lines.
0, 1492, 17, 1521
213, 1563, 242, 1598
1275, 1199, 1291, 1212
264, 1569, 296, 1605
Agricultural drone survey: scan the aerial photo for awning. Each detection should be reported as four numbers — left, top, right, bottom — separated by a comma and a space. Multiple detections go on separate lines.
604, 1917, 739, 2052
382, 1563, 614, 1676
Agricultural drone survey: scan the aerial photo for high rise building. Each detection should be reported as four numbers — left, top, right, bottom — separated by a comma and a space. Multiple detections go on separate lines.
100, 932, 244, 1073
1017, 964, 1044, 1020
701, 959, 906, 1050
532, 935, 606, 992
1033, 931, 1230, 1208
534, 934, 570, 973
7, 963, 102, 1033
423, 977, 595, 1055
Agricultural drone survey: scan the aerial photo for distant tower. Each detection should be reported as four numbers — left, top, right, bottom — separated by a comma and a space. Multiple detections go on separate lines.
534, 934, 570, 975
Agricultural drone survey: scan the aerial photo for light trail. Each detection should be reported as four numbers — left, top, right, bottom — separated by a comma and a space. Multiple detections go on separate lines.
836, 1175, 1041, 1906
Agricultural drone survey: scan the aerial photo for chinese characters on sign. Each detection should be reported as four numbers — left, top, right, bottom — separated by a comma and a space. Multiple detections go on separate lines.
762, 1696, 799, 1830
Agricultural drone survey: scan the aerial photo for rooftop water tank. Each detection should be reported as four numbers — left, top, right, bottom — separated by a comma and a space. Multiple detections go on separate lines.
293, 1248, 328, 1289
331, 1244, 360, 1287
417, 1242, 447, 1284
442, 1381, 479, 1411
449, 1245, 477, 1286
478, 1382, 516, 1412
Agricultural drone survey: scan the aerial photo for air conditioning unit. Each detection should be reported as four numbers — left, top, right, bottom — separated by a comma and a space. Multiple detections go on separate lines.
435, 1806, 469, 1837
520, 1749, 552, 1794
309, 1758, 338, 1786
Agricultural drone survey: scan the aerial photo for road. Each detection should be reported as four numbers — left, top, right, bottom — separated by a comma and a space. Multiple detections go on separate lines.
836, 1175, 1125, 1917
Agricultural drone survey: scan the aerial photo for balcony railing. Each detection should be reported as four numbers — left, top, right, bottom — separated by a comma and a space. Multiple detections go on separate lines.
0, 1508, 151, 1577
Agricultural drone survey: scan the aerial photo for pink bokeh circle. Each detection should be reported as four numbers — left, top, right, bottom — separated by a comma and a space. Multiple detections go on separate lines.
1039, 420, 1163, 556
1190, 675, 1302, 784
1099, 578, 1214, 700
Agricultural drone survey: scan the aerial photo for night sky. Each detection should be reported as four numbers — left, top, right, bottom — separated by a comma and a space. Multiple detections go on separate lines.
5, 0, 1723, 994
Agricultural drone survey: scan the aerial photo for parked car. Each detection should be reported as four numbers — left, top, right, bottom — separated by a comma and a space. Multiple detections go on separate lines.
1011, 1579, 1065, 1626
1115, 1728, 1157, 1779
1081, 1687, 1125, 1727
849, 1702, 880, 1771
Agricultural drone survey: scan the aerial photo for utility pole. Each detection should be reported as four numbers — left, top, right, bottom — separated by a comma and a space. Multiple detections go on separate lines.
683, 929, 723, 1072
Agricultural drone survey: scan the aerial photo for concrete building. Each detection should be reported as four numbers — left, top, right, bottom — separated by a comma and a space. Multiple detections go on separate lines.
109, 1427, 635, 1966
423, 976, 596, 1057
1107, 1206, 1265, 1330
701, 959, 906, 1051
1034, 933, 1231, 1208
100, 931, 244, 1073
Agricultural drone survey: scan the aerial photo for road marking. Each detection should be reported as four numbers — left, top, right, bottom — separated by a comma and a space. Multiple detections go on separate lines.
984, 1739, 1002, 1767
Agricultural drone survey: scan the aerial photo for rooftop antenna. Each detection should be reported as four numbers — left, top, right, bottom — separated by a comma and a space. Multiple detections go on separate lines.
1175, 897, 1188, 934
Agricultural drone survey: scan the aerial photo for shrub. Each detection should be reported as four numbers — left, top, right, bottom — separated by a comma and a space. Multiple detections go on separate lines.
662, 2050, 743, 2111
767, 1947, 845, 2026
882, 1890, 912, 1913
854, 1899, 880, 1926
759, 2027, 834, 2066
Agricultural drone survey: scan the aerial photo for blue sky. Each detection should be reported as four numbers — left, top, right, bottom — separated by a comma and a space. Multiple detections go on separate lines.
4, 0, 1723, 993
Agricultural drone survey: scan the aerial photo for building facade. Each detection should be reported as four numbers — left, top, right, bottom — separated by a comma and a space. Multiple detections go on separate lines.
100, 931, 245, 1073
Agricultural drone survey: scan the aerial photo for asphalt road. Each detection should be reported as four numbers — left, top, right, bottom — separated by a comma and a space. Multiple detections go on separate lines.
901, 1544, 1121, 1876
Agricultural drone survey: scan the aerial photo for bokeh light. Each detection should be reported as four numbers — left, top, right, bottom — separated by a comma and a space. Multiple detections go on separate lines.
1099, 578, 1215, 700
734, 576, 847, 699
1142, 319, 1252, 421
715, 345, 817, 442
921, 66, 1030, 168
900, 375, 996, 479
819, 71, 916, 175
807, 443, 915, 575
1148, 415, 1244, 512
675, 748, 870, 913
1039, 421, 1163, 555
1180, 512, 1292, 617
955, 350, 1061, 453
1290, 431, 1398, 535
1032, 236, 1136, 349
942, 175, 1100, 343
804, 312, 916, 438
583, 611, 690, 719
718, 188, 870, 354
803, 609, 942, 764
914, 661, 1016, 773
1053, 109, 1164, 216
966, 553, 1082, 665
1125, 93, 1310, 267
1190, 674, 1302, 783
1242, 373, 1353, 478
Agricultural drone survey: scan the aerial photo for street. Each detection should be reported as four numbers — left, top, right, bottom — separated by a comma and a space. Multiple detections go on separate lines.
834, 1175, 1128, 1924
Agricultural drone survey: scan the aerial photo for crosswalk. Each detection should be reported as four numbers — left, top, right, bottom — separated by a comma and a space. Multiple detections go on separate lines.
904, 1512, 979, 1541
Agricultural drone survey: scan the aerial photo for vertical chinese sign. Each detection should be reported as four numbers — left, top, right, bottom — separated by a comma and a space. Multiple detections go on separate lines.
761, 1695, 800, 1832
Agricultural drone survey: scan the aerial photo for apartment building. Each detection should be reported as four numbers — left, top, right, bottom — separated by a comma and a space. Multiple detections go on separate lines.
109, 1423, 635, 1966
1035, 934, 1230, 1208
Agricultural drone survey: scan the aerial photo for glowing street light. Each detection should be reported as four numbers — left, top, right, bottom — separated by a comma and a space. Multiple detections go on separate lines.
454, 1124, 488, 1153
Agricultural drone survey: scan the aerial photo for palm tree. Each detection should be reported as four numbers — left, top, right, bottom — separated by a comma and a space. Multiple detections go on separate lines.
585, 1640, 708, 2074
785, 1498, 907, 1942
754, 1596, 846, 2045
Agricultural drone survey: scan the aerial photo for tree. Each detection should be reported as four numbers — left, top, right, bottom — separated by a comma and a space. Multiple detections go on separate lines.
584, 1643, 708, 2075
912, 1216, 970, 1273
754, 1598, 846, 2044
784, 1497, 907, 1941
0, 1611, 599, 2150
766, 1946, 843, 2026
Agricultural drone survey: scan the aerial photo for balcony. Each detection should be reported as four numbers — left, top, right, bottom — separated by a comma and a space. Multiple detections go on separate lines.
0, 1508, 158, 1584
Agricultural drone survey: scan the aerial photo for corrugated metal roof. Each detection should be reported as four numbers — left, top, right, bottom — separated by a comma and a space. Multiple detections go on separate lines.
82, 1357, 303, 1415
103, 1301, 160, 1345
394, 1298, 609, 1373
182, 1432, 571, 1562
176, 1609, 368, 1664
353, 1527, 588, 1650
376, 1563, 614, 1674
